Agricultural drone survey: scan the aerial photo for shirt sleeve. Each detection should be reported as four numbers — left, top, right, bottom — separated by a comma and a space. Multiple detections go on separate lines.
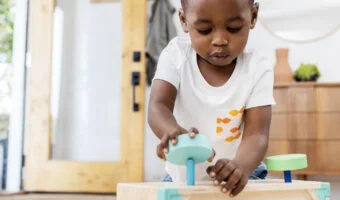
152, 40, 181, 90
245, 67, 276, 109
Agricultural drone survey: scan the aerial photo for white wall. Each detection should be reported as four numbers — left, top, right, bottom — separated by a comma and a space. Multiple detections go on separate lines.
144, 1, 340, 198
247, 19, 340, 82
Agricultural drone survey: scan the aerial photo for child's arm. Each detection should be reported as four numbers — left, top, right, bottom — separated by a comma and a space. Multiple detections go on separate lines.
148, 80, 197, 160
232, 105, 272, 192
206, 105, 272, 197
235, 106, 272, 171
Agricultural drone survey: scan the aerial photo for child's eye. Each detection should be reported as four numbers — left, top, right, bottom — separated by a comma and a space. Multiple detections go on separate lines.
197, 29, 212, 35
227, 27, 242, 33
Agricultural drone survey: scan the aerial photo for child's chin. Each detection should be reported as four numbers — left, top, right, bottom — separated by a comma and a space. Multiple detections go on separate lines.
211, 60, 234, 67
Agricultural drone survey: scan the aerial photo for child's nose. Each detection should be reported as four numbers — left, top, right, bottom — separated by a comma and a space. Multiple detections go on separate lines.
212, 32, 228, 47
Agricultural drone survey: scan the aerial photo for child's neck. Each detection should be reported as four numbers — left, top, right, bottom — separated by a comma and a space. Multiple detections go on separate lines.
197, 55, 237, 87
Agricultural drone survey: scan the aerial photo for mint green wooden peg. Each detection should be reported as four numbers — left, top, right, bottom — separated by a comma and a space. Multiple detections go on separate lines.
266, 154, 308, 183
165, 134, 213, 186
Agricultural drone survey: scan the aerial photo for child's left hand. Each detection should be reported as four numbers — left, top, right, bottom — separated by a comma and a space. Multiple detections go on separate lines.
206, 159, 250, 197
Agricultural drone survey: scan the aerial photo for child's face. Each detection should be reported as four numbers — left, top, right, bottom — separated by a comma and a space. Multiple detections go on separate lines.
179, 0, 258, 67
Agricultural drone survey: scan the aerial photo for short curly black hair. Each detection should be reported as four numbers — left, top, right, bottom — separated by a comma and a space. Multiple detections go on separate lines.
181, 0, 255, 11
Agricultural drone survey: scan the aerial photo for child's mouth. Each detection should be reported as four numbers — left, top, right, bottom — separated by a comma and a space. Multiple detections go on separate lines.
210, 52, 230, 60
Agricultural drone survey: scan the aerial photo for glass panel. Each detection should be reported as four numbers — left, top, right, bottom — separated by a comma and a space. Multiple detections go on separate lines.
51, 0, 122, 161
0, 0, 14, 142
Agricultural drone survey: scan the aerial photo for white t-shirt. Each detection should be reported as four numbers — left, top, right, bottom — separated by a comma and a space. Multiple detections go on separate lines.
153, 36, 276, 183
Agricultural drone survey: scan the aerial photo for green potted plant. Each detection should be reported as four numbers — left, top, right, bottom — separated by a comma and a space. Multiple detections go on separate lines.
294, 63, 320, 82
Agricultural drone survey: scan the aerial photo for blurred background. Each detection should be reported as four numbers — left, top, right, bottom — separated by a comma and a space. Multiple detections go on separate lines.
0, 0, 339, 198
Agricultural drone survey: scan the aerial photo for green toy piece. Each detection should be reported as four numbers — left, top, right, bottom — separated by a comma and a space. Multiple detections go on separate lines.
266, 154, 308, 171
266, 154, 308, 183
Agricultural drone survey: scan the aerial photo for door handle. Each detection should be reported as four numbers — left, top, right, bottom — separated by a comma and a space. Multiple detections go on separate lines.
131, 72, 140, 112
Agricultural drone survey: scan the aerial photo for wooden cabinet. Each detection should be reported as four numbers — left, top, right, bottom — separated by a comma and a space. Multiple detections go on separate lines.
288, 114, 317, 140
267, 82, 340, 175
288, 87, 315, 112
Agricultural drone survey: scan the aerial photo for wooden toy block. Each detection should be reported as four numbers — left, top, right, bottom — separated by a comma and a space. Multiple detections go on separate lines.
117, 179, 330, 200
117, 135, 330, 199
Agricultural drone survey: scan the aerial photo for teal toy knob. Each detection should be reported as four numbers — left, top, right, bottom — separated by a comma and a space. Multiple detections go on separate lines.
165, 134, 213, 186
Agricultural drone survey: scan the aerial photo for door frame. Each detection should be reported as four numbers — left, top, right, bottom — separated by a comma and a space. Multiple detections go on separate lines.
24, 0, 146, 193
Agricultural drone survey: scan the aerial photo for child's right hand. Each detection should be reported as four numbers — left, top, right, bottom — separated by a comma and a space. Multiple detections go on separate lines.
206, 159, 249, 197
156, 127, 199, 161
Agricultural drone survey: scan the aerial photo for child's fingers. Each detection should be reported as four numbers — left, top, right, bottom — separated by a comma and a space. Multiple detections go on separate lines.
215, 161, 236, 183
170, 138, 177, 145
156, 127, 190, 161
188, 127, 199, 138
206, 165, 216, 178
221, 186, 228, 193
168, 129, 183, 145
216, 166, 233, 183
189, 132, 196, 138
168, 134, 178, 145
156, 143, 166, 160
188, 127, 199, 134
156, 135, 170, 160
221, 184, 236, 194
230, 178, 248, 197
207, 159, 228, 180
160, 135, 170, 150
223, 168, 241, 193
208, 148, 216, 163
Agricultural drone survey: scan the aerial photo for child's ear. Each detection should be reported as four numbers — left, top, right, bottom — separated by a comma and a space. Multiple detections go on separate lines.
179, 9, 189, 33
250, 2, 259, 29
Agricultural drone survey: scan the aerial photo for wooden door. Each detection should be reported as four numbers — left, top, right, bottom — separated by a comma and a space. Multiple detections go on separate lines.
24, 0, 146, 193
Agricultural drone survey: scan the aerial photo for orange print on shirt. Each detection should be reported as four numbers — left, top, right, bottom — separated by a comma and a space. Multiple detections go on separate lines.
225, 132, 242, 142
217, 117, 231, 124
235, 132, 242, 139
225, 136, 234, 142
229, 106, 245, 117
216, 106, 245, 142
230, 127, 239, 133
216, 126, 223, 134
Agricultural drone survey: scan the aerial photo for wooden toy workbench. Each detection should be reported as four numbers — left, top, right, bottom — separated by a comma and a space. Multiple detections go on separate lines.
117, 179, 330, 200
117, 135, 330, 200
